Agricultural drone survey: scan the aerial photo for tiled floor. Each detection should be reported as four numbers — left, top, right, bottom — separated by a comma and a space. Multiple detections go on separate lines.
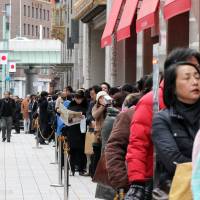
0, 132, 98, 200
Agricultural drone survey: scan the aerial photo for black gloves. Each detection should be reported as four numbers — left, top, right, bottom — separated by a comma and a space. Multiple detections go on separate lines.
144, 179, 153, 200
124, 184, 145, 200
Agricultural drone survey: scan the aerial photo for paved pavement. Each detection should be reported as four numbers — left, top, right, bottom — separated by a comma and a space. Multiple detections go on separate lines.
0, 132, 99, 200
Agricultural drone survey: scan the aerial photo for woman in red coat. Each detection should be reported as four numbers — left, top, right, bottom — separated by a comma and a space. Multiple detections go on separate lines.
125, 48, 200, 200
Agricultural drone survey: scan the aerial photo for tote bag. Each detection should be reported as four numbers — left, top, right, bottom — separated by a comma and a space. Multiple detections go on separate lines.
169, 162, 192, 200
84, 131, 95, 155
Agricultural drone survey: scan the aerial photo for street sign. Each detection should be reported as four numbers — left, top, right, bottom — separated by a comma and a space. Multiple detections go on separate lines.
0, 53, 8, 64
9, 62, 16, 72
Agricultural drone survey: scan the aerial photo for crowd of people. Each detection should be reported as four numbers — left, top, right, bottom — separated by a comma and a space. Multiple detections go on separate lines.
1, 47, 200, 199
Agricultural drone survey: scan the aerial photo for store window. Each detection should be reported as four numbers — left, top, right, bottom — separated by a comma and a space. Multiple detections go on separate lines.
40, 8, 42, 19
36, 8, 38, 19
5, 4, 10, 17
47, 28, 50, 38
43, 9, 46, 20
28, 6, 30, 17
28, 24, 30, 35
32, 7, 34, 18
24, 5, 26, 16
24, 23, 26, 35
32, 25, 34, 36
36, 25, 38, 37
47, 10, 50, 21
43, 27, 45, 38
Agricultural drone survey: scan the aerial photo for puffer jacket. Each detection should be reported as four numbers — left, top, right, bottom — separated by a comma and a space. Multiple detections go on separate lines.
126, 83, 165, 182
152, 107, 198, 180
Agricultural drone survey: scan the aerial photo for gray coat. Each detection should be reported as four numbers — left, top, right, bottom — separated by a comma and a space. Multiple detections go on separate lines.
95, 107, 119, 200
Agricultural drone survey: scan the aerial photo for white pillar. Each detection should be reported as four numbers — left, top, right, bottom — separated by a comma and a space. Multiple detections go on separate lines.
105, 0, 113, 85
105, 0, 118, 86
78, 22, 83, 87
39, 25, 43, 40
73, 44, 79, 89
83, 23, 90, 88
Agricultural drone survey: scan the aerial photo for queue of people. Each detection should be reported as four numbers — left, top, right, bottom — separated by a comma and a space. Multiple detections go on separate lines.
1, 47, 200, 200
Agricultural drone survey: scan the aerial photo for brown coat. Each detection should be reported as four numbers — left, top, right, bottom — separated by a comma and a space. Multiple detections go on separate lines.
105, 107, 135, 190
92, 104, 106, 143
21, 98, 29, 120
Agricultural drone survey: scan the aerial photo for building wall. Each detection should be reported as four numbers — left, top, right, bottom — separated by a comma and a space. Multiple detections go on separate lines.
0, 0, 52, 39
60, 0, 200, 90
90, 27, 105, 86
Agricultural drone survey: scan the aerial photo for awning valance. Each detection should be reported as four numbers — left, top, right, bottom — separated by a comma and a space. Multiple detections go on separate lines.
136, 0, 159, 33
101, 0, 124, 48
116, 0, 139, 42
163, 0, 191, 20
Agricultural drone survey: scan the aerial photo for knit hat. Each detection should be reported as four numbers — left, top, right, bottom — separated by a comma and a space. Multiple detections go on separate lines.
96, 91, 109, 102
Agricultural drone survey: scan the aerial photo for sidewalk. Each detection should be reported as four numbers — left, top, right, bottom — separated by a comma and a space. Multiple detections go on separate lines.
0, 132, 98, 200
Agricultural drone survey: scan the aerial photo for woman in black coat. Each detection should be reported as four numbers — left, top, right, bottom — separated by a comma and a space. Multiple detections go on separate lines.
38, 91, 49, 144
152, 62, 200, 191
67, 89, 88, 175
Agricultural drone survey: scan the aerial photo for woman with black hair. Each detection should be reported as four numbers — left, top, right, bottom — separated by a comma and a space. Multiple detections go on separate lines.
38, 91, 49, 144
66, 89, 88, 175
125, 48, 200, 200
152, 62, 200, 194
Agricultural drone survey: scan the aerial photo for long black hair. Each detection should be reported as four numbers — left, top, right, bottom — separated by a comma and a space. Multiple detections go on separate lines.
163, 62, 200, 108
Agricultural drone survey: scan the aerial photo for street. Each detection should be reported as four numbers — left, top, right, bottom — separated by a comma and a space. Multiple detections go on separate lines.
0, 132, 98, 200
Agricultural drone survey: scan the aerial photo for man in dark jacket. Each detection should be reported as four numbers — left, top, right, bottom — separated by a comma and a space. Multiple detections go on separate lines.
0, 91, 16, 142
13, 96, 21, 134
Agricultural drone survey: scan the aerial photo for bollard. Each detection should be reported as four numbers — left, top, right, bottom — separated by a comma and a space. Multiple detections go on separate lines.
50, 134, 58, 164
32, 128, 42, 149
63, 141, 70, 200
51, 136, 64, 187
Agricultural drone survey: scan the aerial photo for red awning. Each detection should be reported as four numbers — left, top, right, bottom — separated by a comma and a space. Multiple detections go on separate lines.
116, 0, 139, 42
163, 0, 191, 20
101, 0, 124, 48
136, 0, 159, 33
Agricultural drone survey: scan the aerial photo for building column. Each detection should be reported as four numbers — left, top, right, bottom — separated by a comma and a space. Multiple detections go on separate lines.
24, 67, 38, 95
83, 23, 90, 88
105, 0, 113, 85
190, 0, 200, 50
78, 22, 84, 88
73, 44, 79, 89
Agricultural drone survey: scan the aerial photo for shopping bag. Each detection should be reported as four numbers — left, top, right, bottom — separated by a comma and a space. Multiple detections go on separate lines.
80, 116, 86, 133
192, 130, 200, 200
169, 162, 192, 200
192, 152, 200, 200
84, 131, 95, 155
